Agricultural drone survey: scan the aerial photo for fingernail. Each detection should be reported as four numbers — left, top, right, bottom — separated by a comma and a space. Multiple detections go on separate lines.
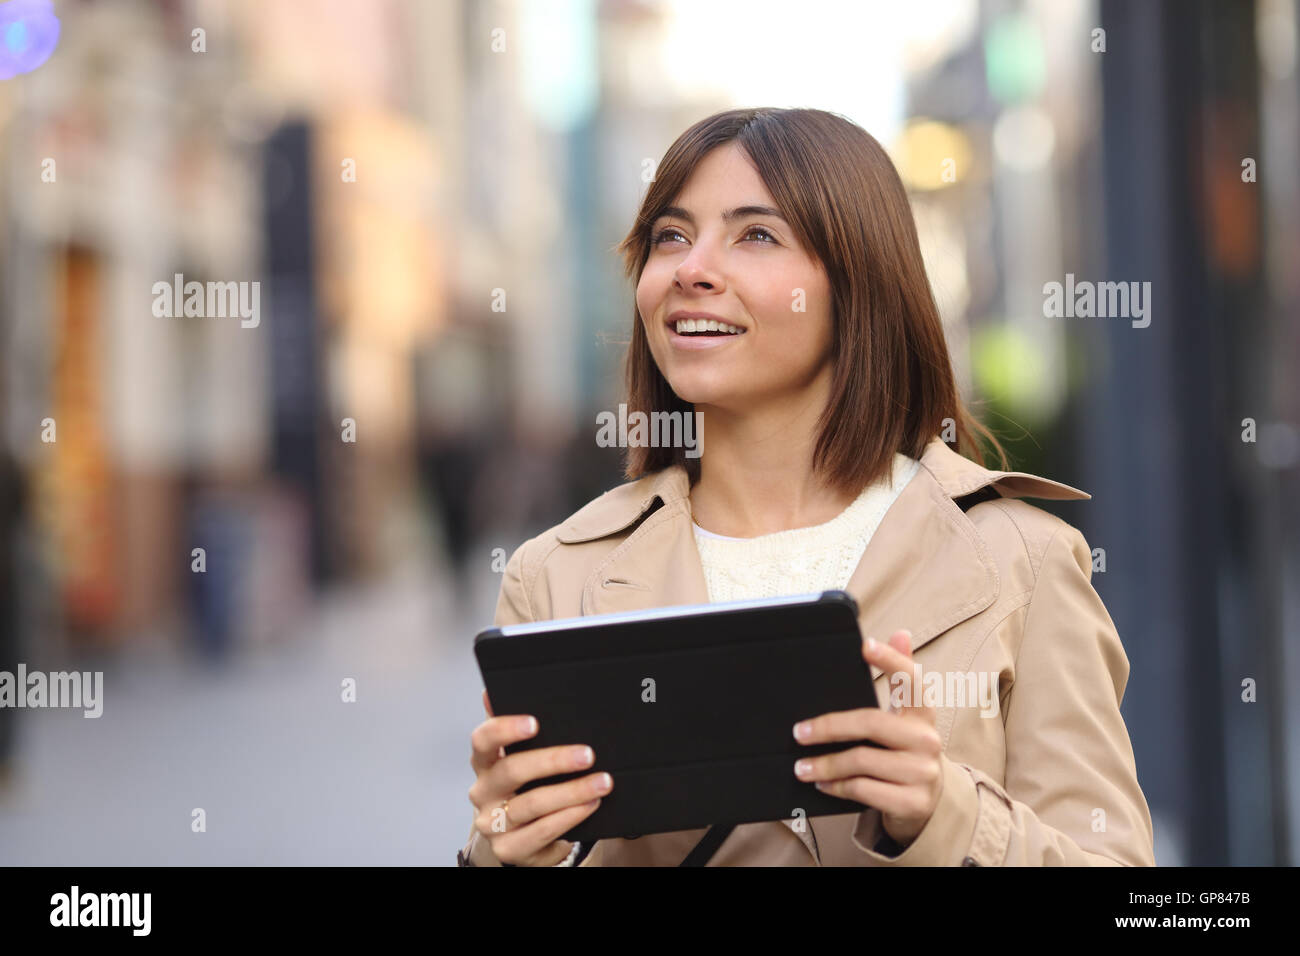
793, 721, 811, 741
518, 717, 537, 735
573, 746, 594, 768
594, 772, 612, 793
866, 637, 877, 651
814, 782, 829, 792
794, 760, 812, 778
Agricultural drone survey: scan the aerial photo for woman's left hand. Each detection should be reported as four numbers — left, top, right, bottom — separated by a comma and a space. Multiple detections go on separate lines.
792, 628, 943, 848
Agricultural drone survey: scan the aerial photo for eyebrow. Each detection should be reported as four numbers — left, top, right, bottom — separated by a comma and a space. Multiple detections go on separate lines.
653, 204, 787, 226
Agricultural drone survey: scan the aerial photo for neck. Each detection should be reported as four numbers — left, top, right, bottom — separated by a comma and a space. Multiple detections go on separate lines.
688, 376, 859, 537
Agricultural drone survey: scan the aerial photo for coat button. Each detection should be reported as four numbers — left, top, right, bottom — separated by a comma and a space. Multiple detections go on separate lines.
961, 856, 979, 867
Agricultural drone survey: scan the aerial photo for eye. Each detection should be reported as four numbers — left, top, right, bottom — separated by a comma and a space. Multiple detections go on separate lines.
651, 225, 778, 246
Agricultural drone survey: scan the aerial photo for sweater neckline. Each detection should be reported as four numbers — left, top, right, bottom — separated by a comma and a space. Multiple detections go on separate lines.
690, 454, 918, 546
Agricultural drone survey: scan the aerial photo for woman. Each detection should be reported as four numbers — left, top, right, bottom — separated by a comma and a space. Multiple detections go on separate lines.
460, 107, 1155, 867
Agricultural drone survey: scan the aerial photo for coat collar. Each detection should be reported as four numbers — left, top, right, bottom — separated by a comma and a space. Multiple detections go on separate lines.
559, 437, 1088, 546
558, 438, 1089, 673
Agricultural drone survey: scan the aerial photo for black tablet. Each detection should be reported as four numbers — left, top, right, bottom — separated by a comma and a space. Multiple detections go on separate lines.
473, 589, 881, 844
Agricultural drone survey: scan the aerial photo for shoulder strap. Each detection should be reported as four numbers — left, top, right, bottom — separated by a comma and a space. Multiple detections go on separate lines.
680, 823, 736, 866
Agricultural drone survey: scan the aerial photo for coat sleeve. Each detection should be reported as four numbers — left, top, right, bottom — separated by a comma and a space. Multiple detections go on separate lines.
849, 523, 1157, 866
458, 541, 601, 867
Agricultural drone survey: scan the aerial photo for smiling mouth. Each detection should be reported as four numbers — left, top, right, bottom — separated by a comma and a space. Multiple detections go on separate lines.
670, 318, 746, 336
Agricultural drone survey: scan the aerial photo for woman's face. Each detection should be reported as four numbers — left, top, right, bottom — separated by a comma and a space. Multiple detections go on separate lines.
636, 143, 834, 413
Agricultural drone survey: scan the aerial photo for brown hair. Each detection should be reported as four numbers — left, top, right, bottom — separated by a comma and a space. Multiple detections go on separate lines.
614, 106, 1007, 491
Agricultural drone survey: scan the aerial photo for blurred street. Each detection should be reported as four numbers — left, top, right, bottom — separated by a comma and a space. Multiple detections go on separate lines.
0, 553, 494, 865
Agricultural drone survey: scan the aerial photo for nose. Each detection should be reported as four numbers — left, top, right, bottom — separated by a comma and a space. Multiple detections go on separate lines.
673, 240, 725, 293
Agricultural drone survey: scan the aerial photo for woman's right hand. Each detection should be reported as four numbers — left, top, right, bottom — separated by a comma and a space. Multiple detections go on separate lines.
468, 690, 613, 866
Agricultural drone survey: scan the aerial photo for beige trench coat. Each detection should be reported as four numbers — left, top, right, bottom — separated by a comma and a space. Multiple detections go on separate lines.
462, 437, 1156, 866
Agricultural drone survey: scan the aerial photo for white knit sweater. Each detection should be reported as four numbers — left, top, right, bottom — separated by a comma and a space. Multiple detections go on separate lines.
691, 454, 921, 603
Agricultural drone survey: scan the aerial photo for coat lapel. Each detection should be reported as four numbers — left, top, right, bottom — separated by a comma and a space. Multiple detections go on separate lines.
846, 459, 999, 681
571, 473, 710, 617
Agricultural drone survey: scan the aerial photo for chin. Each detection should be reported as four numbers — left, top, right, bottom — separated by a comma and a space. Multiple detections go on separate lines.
665, 380, 737, 409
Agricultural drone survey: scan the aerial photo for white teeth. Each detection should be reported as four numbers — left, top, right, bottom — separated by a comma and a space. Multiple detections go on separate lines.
674, 319, 745, 334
